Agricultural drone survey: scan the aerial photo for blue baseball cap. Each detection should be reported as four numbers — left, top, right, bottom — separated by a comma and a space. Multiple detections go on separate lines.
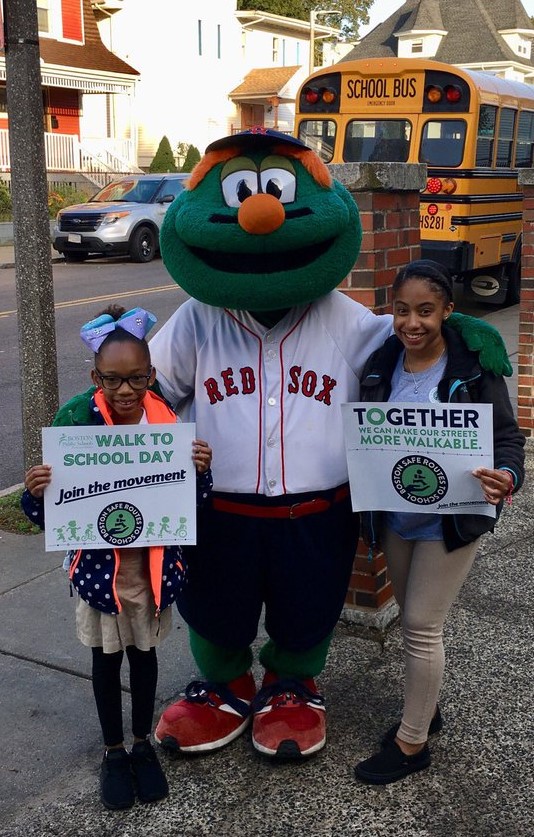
206, 127, 311, 154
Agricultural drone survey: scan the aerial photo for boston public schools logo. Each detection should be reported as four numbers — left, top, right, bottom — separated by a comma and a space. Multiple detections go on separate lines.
391, 455, 448, 506
97, 502, 144, 546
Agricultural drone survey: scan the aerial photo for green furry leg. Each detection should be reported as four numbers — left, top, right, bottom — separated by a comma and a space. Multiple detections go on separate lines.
189, 627, 253, 682
259, 634, 333, 679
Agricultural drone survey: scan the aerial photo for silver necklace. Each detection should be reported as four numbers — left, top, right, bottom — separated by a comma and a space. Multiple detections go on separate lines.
404, 348, 446, 394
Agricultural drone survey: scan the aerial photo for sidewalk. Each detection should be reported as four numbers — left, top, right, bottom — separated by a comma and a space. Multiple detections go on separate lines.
0, 443, 532, 837
0, 258, 531, 835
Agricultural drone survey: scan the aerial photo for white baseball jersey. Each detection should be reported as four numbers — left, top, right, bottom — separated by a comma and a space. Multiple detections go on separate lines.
149, 291, 393, 495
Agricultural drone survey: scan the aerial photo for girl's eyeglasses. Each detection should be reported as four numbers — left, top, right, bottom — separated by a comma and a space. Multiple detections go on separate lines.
94, 368, 152, 391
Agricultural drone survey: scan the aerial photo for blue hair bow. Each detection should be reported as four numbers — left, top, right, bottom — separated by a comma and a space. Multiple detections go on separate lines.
80, 307, 157, 353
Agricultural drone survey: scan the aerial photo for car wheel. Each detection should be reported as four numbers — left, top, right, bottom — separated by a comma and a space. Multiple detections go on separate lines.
63, 252, 87, 263
129, 225, 156, 263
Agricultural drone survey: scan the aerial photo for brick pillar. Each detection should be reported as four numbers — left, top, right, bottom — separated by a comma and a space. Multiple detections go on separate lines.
517, 172, 534, 438
330, 162, 427, 631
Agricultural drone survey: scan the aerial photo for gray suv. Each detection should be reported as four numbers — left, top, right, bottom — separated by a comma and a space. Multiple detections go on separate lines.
53, 173, 189, 263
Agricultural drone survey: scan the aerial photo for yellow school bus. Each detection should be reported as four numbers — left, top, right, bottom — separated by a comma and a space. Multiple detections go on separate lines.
295, 57, 534, 304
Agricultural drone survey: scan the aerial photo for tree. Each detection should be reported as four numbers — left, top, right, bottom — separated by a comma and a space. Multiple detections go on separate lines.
181, 145, 201, 173
149, 136, 177, 173
236, 1, 373, 40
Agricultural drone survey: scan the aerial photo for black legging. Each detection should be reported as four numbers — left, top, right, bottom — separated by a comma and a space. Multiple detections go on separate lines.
91, 645, 158, 746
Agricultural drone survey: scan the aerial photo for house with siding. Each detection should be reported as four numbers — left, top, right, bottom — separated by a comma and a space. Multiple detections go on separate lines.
343, 0, 534, 83
95, 0, 338, 168
0, 0, 140, 182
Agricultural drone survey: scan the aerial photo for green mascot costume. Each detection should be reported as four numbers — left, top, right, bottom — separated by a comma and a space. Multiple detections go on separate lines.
150, 128, 511, 759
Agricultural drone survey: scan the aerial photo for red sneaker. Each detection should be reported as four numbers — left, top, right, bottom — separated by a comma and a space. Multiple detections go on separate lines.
251, 674, 326, 759
154, 671, 256, 754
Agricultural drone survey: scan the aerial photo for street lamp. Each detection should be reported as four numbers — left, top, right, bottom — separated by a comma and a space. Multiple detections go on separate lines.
309, 9, 342, 75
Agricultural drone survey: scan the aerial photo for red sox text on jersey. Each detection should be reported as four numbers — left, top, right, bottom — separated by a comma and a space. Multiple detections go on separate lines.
204, 365, 337, 406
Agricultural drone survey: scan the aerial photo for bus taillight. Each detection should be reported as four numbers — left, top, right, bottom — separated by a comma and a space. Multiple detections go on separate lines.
427, 203, 439, 216
321, 87, 337, 104
303, 86, 337, 106
442, 177, 457, 194
426, 85, 443, 104
445, 85, 462, 104
425, 177, 457, 194
427, 177, 442, 193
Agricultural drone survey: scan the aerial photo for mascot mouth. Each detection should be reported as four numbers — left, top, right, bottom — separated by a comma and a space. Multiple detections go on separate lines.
190, 238, 335, 274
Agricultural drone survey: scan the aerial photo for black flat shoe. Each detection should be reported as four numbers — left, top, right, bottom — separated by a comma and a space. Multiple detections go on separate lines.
131, 739, 169, 803
381, 704, 443, 746
100, 748, 135, 810
355, 739, 431, 785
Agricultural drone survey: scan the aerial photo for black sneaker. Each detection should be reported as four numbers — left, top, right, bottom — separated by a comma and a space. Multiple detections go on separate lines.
381, 705, 443, 746
131, 739, 169, 803
355, 739, 431, 785
100, 748, 135, 810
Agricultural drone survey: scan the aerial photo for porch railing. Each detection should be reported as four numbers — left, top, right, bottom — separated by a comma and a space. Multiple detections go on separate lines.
0, 130, 143, 184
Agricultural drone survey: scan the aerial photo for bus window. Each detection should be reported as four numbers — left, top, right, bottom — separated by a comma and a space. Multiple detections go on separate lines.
419, 120, 466, 166
343, 120, 411, 162
297, 119, 336, 162
515, 111, 534, 167
476, 105, 496, 166
496, 108, 516, 167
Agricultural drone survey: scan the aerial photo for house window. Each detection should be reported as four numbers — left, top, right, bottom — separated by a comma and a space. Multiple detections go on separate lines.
198, 20, 202, 56
37, 0, 50, 34
0, 87, 7, 113
272, 37, 279, 62
411, 40, 423, 54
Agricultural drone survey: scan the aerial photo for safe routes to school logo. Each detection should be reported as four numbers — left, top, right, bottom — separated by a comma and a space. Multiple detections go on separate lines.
391, 455, 448, 506
97, 501, 144, 546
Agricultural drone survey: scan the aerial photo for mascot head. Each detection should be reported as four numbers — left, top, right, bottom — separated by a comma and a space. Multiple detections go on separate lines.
160, 128, 362, 311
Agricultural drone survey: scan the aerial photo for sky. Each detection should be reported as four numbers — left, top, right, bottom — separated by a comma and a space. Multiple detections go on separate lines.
359, 0, 534, 38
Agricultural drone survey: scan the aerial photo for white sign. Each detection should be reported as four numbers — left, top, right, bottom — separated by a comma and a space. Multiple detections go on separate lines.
342, 402, 495, 517
42, 423, 197, 551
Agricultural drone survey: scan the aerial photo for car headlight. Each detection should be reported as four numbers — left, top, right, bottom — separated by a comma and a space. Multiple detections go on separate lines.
101, 211, 131, 225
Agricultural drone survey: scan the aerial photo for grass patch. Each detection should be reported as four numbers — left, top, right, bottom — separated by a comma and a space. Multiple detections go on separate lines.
0, 488, 41, 534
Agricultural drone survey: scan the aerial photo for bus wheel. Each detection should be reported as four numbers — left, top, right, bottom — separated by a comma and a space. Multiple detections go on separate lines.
505, 262, 521, 306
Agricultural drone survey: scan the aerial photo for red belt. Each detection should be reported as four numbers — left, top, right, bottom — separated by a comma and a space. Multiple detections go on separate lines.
211, 485, 350, 520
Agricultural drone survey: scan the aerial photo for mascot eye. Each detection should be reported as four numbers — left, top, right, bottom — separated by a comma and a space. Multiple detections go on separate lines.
259, 168, 296, 204
221, 171, 258, 207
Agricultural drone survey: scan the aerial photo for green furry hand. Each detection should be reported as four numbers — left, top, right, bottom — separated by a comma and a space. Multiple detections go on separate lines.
448, 312, 513, 377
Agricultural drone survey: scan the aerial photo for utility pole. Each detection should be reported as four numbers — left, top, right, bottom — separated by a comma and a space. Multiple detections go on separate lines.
309, 9, 341, 76
3, 0, 59, 474
309, 9, 343, 75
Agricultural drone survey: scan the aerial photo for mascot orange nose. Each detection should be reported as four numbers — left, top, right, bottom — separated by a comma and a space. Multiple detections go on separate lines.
237, 193, 285, 235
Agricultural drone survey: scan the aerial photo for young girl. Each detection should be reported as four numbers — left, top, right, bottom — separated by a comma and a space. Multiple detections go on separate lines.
354, 260, 525, 785
22, 305, 213, 810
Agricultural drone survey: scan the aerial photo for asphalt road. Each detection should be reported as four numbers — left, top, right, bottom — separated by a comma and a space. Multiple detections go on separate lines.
0, 256, 500, 491
0, 256, 189, 490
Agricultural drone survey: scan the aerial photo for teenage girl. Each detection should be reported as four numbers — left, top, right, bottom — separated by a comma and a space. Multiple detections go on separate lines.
354, 260, 525, 785
22, 305, 212, 809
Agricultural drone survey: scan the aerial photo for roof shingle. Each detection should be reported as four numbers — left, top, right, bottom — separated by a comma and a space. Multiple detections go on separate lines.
343, 0, 534, 68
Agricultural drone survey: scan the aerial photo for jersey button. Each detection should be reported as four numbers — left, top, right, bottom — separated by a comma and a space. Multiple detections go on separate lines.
268, 397, 276, 406
268, 479, 277, 488
267, 437, 277, 447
